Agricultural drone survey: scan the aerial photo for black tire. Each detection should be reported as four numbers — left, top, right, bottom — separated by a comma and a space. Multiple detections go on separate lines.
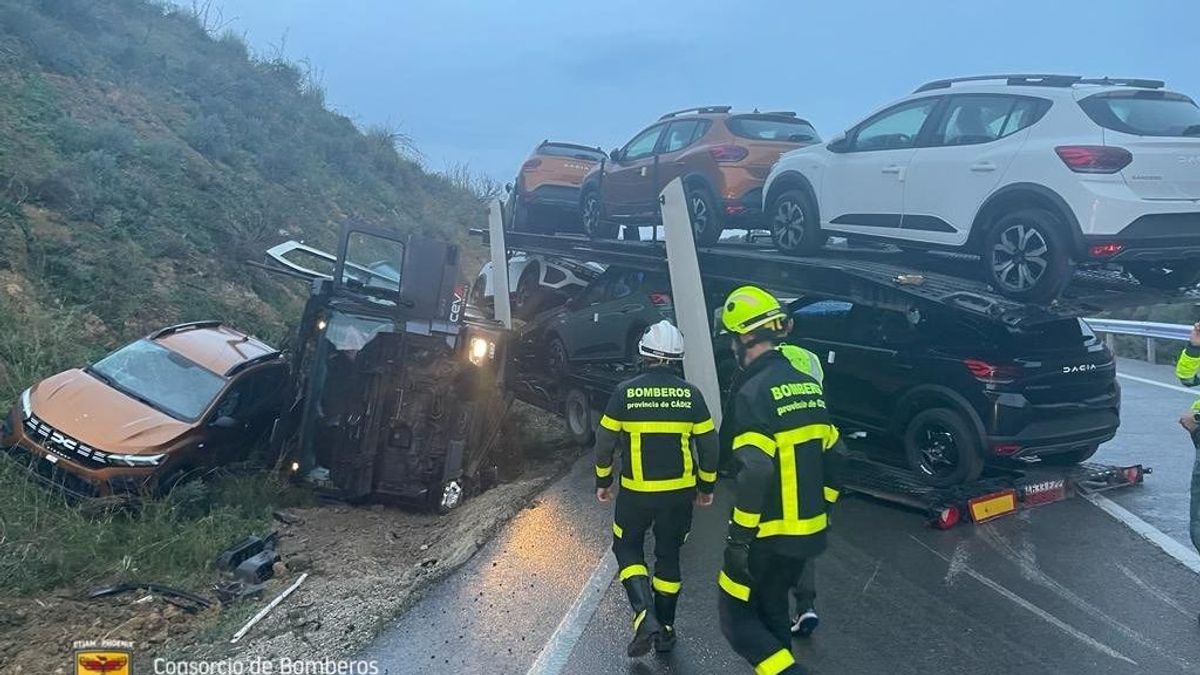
1126, 261, 1200, 290
547, 335, 571, 377
904, 408, 984, 487
563, 387, 595, 447
582, 188, 617, 239
769, 189, 826, 255
1038, 445, 1100, 466
513, 263, 542, 320
980, 209, 1072, 303
687, 185, 723, 245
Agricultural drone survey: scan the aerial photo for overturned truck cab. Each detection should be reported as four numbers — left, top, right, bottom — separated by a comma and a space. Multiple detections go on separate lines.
263, 223, 510, 510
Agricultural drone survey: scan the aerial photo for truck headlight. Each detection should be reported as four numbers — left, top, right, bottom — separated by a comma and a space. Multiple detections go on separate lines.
468, 337, 494, 366
107, 453, 166, 467
19, 388, 32, 420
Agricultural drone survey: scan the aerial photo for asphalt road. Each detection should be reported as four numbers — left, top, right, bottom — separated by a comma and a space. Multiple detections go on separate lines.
362, 358, 1200, 674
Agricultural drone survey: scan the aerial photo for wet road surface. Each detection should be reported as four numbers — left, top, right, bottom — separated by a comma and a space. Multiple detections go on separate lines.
362, 358, 1200, 674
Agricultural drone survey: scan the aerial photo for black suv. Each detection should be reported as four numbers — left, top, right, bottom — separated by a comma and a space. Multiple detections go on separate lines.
774, 299, 1120, 485
523, 266, 1121, 486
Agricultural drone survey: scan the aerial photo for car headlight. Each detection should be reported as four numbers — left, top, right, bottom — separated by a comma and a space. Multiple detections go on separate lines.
19, 388, 32, 420
106, 453, 166, 467
468, 337, 494, 366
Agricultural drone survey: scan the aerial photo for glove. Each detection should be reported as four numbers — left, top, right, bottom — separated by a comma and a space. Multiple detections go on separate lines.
723, 542, 752, 584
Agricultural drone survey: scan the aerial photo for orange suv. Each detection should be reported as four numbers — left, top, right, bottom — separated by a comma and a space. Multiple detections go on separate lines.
579, 107, 819, 243
508, 140, 606, 233
2, 321, 288, 497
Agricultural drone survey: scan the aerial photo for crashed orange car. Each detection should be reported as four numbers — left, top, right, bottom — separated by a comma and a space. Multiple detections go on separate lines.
507, 140, 606, 233
1, 321, 287, 497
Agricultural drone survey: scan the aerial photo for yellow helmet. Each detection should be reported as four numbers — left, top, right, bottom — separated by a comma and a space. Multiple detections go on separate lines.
721, 286, 786, 335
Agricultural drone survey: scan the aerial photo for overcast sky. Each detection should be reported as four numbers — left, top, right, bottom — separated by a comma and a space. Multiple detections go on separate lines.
216, 0, 1197, 181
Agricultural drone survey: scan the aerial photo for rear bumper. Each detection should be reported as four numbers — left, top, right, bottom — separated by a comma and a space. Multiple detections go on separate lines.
721, 188, 766, 226
1084, 212, 1200, 261
522, 184, 582, 210
987, 411, 1120, 457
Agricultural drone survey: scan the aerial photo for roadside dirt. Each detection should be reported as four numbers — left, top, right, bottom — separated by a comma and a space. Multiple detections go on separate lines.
0, 404, 579, 673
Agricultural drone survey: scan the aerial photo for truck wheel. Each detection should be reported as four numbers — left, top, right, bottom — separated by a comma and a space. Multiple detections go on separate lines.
564, 387, 595, 447
1126, 261, 1200, 290
548, 336, 571, 377
770, 189, 825, 255
981, 209, 1072, 303
1038, 445, 1100, 466
904, 408, 984, 487
687, 186, 723, 245
514, 264, 543, 319
582, 189, 617, 239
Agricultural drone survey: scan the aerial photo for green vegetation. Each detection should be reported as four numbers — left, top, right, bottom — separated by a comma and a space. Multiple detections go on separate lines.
0, 0, 486, 596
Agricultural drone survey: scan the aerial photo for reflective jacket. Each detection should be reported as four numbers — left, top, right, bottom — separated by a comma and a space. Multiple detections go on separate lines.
1178, 345, 1200, 411
779, 343, 824, 383
727, 350, 842, 559
594, 367, 719, 495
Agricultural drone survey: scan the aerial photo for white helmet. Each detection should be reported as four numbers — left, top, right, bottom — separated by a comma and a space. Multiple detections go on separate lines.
638, 320, 685, 361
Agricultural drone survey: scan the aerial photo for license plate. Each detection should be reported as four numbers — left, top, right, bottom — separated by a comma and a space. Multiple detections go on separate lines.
968, 490, 1017, 523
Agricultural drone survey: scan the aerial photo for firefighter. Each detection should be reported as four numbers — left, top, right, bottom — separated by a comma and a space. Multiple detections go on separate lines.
1175, 321, 1200, 558
716, 286, 845, 675
594, 320, 720, 657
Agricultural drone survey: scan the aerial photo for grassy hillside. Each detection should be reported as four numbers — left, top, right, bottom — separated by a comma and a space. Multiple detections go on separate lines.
0, 0, 486, 403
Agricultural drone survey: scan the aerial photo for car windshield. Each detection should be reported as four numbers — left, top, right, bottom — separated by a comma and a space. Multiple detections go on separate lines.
538, 144, 605, 161
89, 339, 226, 421
727, 116, 819, 143
1078, 91, 1200, 137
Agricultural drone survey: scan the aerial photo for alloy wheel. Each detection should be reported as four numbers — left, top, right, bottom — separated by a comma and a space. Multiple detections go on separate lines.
773, 198, 806, 250
583, 195, 601, 236
916, 424, 960, 480
991, 223, 1049, 292
690, 195, 710, 237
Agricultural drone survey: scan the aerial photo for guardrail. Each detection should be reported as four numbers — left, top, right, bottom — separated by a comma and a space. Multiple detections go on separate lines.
1085, 318, 1191, 362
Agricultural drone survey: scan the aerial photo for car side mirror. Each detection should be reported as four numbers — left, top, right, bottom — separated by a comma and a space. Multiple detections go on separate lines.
504, 182, 513, 193
827, 135, 849, 153
609, 147, 621, 162
211, 415, 241, 430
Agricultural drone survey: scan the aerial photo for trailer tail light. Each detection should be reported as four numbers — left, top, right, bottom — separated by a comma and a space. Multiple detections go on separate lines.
932, 505, 960, 530
991, 443, 1021, 456
1054, 145, 1132, 174
1123, 466, 1143, 484
724, 204, 747, 215
1089, 242, 1125, 258
962, 358, 1021, 384
522, 158, 543, 171
710, 144, 749, 163
968, 489, 1018, 523
648, 292, 672, 307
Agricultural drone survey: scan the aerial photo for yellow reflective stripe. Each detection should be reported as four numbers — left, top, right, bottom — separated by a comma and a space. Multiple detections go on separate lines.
621, 475, 697, 492
734, 431, 776, 457
621, 421, 694, 434
631, 432, 644, 483
755, 648, 796, 675
757, 514, 828, 538
652, 576, 681, 594
732, 507, 761, 529
826, 423, 840, 450
824, 486, 839, 503
612, 522, 623, 539
693, 418, 716, 434
595, 464, 613, 478
633, 609, 646, 631
619, 564, 649, 581
681, 431, 694, 482
778, 435, 799, 521
599, 415, 622, 432
775, 424, 837, 451
698, 468, 718, 483
1193, 399, 1200, 412
718, 570, 750, 601
1178, 350, 1200, 380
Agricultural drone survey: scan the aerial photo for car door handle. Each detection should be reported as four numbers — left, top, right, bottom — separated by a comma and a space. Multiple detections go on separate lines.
881, 165, 902, 174
970, 162, 997, 172
639, 167, 648, 177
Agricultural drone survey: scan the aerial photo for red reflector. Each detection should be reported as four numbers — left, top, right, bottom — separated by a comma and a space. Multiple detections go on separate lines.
522, 158, 543, 171
932, 505, 960, 530
709, 144, 749, 163
1123, 466, 1142, 484
1089, 242, 1125, 258
992, 443, 1021, 456
1054, 145, 1132, 174
648, 292, 672, 306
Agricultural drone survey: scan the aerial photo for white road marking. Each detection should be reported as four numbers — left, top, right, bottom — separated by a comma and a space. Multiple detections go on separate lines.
944, 540, 969, 586
1116, 563, 1194, 619
909, 535, 1137, 666
1116, 372, 1196, 397
526, 551, 618, 675
1083, 493, 1200, 575
861, 561, 881, 593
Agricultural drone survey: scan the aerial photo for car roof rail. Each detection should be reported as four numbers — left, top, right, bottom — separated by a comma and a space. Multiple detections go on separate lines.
915, 74, 1165, 93
225, 350, 283, 377
150, 320, 223, 340
749, 110, 798, 118
539, 140, 605, 152
659, 106, 733, 120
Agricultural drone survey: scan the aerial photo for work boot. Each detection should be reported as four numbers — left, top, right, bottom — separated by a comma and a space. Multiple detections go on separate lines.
654, 625, 677, 653
623, 576, 660, 657
791, 608, 819, 637
654, 589, 679, 627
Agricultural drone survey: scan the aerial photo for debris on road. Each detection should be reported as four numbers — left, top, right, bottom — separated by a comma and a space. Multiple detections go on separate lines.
230, 572, 309, 644
87, 582, 213, 614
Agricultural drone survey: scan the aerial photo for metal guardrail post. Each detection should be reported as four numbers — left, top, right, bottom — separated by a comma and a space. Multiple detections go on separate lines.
1084, 317, 1190, 363
1146, 336, 1156, 363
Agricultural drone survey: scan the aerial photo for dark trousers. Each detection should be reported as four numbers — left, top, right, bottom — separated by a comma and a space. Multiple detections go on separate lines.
612, 490, 694, 628
792, 561, 816, 611
720, 544, 808, 673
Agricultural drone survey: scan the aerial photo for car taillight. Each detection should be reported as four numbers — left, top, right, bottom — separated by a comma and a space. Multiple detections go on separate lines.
1089, 242, 1125, 258
991, 443, 1021, 456
522, 158, 543, 171
1054, 145, 1132, 174
709, 144, 749, 163
648, 292, 672, 307
963, 358, 1021, 383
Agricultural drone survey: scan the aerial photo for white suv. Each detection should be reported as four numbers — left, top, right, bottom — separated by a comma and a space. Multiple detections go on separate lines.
763, 75, 1200, 301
